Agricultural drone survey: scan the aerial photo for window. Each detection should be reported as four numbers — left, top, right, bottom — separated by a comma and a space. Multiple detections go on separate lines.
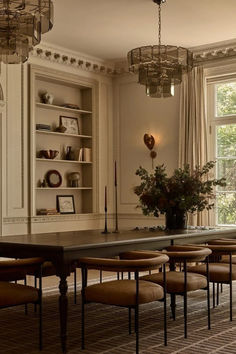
208, 78, 236, 226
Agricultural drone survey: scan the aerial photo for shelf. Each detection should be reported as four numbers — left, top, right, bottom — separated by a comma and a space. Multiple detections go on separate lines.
36, 187, 92, 190
36, 158, 92, 164
36, 102, 92, 114
36, 130, 92, 139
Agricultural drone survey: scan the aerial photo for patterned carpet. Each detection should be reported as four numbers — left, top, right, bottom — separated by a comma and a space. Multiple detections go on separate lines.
1, 283, 236, 354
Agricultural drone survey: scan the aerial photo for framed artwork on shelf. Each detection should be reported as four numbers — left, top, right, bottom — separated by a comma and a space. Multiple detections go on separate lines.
59, 116, 80, 135
56, 195, 75, 214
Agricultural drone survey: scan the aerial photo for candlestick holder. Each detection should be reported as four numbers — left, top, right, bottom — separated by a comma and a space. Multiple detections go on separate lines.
113, 183, 119, 233
102, 206, 110, 234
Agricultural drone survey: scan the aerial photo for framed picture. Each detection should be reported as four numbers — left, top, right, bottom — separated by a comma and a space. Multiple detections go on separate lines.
59, 116, 80, 135
56, 195, 75, 214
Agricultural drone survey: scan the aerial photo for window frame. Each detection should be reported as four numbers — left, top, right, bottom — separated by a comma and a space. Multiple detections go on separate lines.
207, 75, 236, 226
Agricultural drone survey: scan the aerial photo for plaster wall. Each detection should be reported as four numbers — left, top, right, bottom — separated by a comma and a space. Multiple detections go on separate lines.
113, 74, 180, 228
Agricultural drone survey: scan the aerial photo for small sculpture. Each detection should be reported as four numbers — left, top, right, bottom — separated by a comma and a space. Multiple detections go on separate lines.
68, 172, 80, 187
41, 92, 54, 105
55, 123, 66, 133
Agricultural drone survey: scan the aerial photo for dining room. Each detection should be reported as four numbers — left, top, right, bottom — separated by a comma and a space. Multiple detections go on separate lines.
0, 0, 236, 353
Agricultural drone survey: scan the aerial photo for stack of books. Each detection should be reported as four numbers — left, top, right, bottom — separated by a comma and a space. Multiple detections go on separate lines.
36, 124, 51, 131
37, 208, 60, 215
78, 148, 92, 162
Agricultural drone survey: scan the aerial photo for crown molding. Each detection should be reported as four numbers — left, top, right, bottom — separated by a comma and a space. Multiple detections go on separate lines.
30, 39, 236, 76
30, 42, 117, 77
192, 39, 236, 64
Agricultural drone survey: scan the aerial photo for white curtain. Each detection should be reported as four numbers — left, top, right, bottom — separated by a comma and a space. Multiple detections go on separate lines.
179, 66, 210, 226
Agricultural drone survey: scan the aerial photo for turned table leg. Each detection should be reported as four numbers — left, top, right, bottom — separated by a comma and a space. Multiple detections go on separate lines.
59, 274, 68, 353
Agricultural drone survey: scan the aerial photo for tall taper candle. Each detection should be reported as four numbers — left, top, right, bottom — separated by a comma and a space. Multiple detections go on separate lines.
105, 186, 107, 210
115, 161, 117, 186
113, 161, 119, 233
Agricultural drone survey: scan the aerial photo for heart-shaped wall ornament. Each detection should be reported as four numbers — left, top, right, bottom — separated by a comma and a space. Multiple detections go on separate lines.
143, 134, 155, 150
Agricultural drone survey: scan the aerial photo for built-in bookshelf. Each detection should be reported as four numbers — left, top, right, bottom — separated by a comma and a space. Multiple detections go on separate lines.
30, 65, 96, 218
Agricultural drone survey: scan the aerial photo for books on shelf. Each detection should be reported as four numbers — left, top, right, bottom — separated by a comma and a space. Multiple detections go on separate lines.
78, 148, 92, 162
36, 124, 51, 131
37, 208, 60, 216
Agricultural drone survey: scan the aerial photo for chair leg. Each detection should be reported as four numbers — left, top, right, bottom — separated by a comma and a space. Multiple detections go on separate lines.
163, 263, 167, 346
206, 257, 211, 330
100, 270, 103, 283
74, 270, 77, 304
217, 283, 219, 305
212, 282, 215, 308
39, 266, 43, 351
135, 271, 139, 354
230, 253, 233, 321
135, 305, 139, 354
221, 283, 223, 293
34, 276, 38, 313
128, 308, 132, 334
184, 260, 187, 339
170, 294, 176, 320
24, 277, 28, 315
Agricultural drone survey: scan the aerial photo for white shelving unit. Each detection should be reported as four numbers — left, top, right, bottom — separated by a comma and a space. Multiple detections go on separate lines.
30, 65, 96, 218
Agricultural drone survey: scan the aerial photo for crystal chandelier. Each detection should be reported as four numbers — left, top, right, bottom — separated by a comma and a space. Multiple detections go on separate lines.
0, 0, 53, 64
127, 0, 193, 98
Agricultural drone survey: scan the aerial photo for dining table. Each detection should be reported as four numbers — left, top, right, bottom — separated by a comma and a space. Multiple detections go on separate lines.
0, 226, 235, 353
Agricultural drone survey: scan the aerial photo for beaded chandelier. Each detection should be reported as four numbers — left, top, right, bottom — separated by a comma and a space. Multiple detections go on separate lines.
127, 0, 193, 98
0, 0, 53, 64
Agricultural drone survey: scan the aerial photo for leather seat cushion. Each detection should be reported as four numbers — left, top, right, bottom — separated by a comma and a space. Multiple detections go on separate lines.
85, 280, 163, 306
141, 271, 207, 293
188, 263, 236, 282
0, 282, 39, 307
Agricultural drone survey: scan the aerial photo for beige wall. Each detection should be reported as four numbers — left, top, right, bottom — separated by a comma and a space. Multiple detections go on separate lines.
0, 46, 181, 235
113, 75, 180, 227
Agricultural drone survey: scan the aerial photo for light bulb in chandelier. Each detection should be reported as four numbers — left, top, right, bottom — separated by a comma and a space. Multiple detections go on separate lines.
127, 0, 193, 98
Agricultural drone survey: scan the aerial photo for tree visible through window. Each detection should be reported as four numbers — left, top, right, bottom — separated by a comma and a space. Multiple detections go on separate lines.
214, 82, 236, 225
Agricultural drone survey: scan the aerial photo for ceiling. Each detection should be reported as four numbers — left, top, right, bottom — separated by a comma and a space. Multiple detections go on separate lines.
43, 0, 236, 61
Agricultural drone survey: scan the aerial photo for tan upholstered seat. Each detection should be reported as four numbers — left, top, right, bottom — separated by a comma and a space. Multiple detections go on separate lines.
141, 271, 207, 293
85, 279, 163, 306
79, 251, 169, 352
0, 257, 44, 350
0, 281, 39, 307
188, 263, 236, 283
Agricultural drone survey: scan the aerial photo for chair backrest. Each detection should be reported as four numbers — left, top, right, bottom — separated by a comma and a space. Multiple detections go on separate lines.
206, 244, 236, 256
208, 239, 236, 245
165, 245, 212, 262
0, 258, 44, 281
78, 252, 169, 272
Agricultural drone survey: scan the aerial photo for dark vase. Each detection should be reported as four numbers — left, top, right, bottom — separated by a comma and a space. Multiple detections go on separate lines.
165, 209, 187, 230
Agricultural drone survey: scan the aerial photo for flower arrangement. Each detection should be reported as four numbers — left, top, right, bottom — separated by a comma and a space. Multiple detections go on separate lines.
134, 161, 226, 228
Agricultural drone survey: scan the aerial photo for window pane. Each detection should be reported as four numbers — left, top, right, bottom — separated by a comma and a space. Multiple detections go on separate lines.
216, 124, 236, 157
217, 159, 236, 191
217, 192, 236, 225
216, 82, 236, 117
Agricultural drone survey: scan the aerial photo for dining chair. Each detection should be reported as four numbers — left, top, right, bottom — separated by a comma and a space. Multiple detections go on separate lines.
27, 260, 77, 305
79, 251, 169, 354
136, 245, 212, 338
0, 257, 44, 350
189, 241, 236, 321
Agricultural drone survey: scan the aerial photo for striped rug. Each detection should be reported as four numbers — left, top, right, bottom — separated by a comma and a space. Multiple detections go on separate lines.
0, 283, 236, 353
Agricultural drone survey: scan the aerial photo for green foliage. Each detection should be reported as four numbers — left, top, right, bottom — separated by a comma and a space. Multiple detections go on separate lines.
134, 161, 226, 218
217, 83, 236, 116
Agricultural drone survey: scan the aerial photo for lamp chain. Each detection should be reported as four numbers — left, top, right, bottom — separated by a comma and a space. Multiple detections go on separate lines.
158, 2, 161, 47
